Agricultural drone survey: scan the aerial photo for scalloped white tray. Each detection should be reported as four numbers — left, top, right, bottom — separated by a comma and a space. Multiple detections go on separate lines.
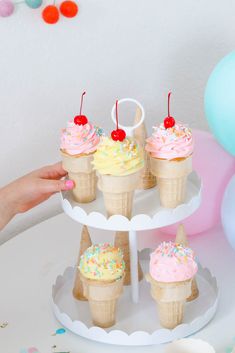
61, 171, 202, 231
51, 249, 218, 346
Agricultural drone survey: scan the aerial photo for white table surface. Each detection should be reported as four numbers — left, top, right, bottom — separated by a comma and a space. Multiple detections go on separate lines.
0, 212, 235, 353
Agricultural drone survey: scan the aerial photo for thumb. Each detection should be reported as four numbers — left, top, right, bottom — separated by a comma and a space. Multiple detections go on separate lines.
39, 179, 74, 194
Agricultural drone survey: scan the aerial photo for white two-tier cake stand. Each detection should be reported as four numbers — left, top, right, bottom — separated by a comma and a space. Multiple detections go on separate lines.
52, 99, 219, 345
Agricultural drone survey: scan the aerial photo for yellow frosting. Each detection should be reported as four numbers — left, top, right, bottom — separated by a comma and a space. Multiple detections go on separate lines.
79, 243, 125, 281
92, 137, 144, 176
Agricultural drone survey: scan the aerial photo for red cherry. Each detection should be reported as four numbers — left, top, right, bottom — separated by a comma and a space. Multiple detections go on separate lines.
42, 5, 59, 24
111, 130, 119, 141
74, 115, 88, 125
111, 129, 126, 141
164, 116, 175, 129
116, 129, 126, 141
163, 92, 176, 129
60, 0, 78, 18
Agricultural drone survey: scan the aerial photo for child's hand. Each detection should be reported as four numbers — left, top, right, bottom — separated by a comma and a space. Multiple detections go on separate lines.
0, 162, 74, 230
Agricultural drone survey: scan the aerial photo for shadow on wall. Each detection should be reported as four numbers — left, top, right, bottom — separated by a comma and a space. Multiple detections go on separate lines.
0, 194, 62, 245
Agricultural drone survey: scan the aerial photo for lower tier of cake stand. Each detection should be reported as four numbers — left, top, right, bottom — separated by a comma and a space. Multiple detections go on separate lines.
51, 251, 219, 346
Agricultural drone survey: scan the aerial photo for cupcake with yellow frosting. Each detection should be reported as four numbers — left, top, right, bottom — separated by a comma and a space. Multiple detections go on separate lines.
93, 100, 144, 218
79, 243, 125, 328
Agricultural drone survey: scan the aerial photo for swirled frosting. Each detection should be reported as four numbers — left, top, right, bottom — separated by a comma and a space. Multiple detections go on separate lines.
145, 122, 193, 160
79, 243, 125, 281
60, 121, 103, 156
150, 242, 198, 283
93, 136, 144, 176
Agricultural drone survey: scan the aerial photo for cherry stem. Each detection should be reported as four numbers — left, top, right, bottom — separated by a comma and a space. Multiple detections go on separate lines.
80, 91, 86, 116
168, 92, 172, 117
116, 100, 119, 130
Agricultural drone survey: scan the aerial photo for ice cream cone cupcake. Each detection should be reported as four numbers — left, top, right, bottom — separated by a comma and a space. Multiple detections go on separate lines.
134, 107, 157, 190
93, 100, 144, 219
145, 92, 193, 208
146, 242, 198, 329
79, 243, 125, 328
175, 224, 199, 302
73, 225, 92, 301
114, 231, 143, 285
60, 91, 104, 203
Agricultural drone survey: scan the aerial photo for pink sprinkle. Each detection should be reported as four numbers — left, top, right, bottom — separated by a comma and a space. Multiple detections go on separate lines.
28, 348, 39, 353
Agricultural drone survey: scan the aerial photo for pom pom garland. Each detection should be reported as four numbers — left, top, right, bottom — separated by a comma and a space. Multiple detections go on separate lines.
0, 0, 14, 17
0, 0, 79, 23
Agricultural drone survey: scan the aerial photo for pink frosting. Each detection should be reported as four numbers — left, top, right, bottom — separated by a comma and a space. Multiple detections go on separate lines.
60, 121, 102, 155
150, 242, 198, 283
145, 122, 193, 160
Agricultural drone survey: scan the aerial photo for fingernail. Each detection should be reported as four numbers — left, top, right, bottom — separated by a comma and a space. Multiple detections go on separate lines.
65, 180, 74, 190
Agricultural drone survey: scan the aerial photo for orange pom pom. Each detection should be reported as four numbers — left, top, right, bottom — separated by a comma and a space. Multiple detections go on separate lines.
60, 0, 78, 18
42, 5, 59, 24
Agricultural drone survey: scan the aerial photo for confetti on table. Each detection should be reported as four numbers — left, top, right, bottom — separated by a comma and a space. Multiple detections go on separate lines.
52, 328, 66, 336
51, 345, 70, 353
0, 322, 8, 328
20, 348, 40, 353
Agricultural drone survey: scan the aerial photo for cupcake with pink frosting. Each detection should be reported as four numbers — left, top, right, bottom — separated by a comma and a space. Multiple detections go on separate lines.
60, 92, 103, 203
146, 241, 198, 329
145, 92, 193, 208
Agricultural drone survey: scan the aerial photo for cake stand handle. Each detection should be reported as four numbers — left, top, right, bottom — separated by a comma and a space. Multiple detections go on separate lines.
128, 230, 139, 303
111, 98, 145, 137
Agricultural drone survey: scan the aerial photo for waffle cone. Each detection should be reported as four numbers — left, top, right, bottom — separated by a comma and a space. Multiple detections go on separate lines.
80, 274, 124, 328
146, 274, 192, 329
187, 277, 199, 302
114, 231, 143, 285
139, 151, 157, 189
97, 171, 141, 218
133, 112, 156, 190
73, 226, 92, 301
150, 155, 192, 208
61, 150, 97, 203
133, 107, 147, 145
175, 224, 199, 302
175, 224, 189, 246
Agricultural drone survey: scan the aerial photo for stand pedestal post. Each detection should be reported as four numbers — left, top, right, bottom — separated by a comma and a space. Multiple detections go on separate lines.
128, 230, 139, 303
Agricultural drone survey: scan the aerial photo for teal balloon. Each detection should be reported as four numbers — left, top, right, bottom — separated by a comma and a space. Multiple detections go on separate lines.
25, 0, 42, 8
205, 51, 235, 156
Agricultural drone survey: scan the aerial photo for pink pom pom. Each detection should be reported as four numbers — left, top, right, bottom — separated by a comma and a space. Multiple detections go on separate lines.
0, 0, 14, 17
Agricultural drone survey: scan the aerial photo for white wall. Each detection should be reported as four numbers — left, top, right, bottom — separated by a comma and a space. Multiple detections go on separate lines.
1, 0, 235, 241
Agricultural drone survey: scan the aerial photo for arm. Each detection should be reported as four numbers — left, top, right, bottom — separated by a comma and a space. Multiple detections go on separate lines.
0, 162, 74, 231
0, 184, 16, 230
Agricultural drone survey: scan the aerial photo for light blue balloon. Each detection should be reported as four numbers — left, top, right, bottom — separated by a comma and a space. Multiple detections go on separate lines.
205, 51, 235, 156
221, 174, 235, 250
25, 0, 42, 9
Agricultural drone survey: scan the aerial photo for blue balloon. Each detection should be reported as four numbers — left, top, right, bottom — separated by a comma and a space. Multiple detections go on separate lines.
221, 174, 235, 249
25, 0, 42, 9
205, 51, 235, 156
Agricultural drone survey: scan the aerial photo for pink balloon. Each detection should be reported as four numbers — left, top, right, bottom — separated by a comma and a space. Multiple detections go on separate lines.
161, 129, 235, 236
0, 0, 14, 17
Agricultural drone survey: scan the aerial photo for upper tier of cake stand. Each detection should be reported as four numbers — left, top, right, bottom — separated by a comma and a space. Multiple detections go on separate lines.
61, 171, 202, 231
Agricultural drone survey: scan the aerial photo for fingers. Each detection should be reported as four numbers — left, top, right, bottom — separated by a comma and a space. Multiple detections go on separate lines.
39, 178, 74, 194
36, 162, 68, 180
